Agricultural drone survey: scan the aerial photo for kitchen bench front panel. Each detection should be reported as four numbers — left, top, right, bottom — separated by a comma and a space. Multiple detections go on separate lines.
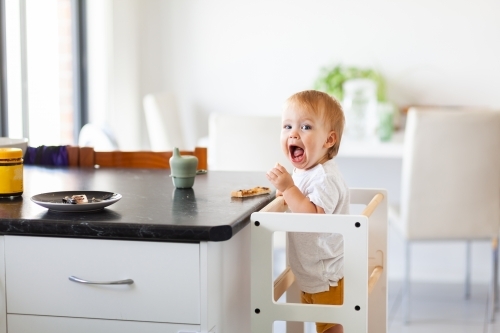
7, 314, 201, 333
5, 236, 200, 324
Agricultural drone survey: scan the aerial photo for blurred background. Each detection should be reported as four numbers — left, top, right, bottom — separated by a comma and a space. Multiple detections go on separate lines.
1, 1, 500, 330
2, 0, 499, 149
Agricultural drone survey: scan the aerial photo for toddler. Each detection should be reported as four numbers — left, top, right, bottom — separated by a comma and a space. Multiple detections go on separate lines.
266, 90, 349, 333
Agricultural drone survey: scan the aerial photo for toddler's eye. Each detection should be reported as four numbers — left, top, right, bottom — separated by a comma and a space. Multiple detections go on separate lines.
301, 124, 312, 130
283, 125, 292, 129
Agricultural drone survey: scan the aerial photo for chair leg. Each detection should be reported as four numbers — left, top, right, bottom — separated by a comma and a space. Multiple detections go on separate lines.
488, 237, 498, 323
465, 241, 471, 300
496, 238, 500, 311
403, 241, 411, 324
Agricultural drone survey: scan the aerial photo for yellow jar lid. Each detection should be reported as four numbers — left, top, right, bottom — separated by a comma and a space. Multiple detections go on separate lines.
0, 148, 23, 159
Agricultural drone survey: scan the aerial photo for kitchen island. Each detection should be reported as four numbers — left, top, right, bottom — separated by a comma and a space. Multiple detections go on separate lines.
0, 166, 275, 333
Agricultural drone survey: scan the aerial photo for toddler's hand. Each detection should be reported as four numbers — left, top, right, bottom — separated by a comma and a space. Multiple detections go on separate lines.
266, 163, 294, 194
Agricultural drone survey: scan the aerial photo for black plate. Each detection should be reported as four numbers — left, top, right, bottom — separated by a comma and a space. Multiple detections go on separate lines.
31, 191, 122, 212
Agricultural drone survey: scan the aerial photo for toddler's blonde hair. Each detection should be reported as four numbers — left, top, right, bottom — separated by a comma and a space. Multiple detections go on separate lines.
285, 90, 345, 158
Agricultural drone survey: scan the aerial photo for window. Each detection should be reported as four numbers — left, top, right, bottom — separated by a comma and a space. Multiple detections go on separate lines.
2, 0, 85, 146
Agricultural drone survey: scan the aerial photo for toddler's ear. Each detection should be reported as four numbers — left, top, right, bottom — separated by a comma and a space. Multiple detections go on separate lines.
324, 131, 337, 148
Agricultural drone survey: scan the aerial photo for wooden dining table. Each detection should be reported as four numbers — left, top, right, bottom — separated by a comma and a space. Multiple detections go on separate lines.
0, 165, 275, 333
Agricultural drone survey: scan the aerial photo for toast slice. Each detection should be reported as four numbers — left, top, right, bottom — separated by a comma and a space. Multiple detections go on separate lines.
231, 186, 271, 198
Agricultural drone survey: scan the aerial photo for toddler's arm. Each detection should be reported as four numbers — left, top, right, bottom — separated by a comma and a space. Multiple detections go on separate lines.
266, 163, 325, 214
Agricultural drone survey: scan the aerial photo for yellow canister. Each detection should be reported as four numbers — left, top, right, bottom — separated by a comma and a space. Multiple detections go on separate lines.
0, 148, 23, 198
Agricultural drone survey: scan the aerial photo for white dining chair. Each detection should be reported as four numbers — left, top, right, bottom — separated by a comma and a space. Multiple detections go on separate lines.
389, 107, 500, 323
208, 113, 292, 172
208, 112, 293, 251
78, 123, 119, 151
143, 92, 186, 151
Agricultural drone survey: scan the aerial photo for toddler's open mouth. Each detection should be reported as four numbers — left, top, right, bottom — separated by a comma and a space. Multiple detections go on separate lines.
290, 145, 305, 163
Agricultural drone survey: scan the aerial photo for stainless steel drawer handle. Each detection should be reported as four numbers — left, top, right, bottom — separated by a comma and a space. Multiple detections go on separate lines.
69, 275, 134, 285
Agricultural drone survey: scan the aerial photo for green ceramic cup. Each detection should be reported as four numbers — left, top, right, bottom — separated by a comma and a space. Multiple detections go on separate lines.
169, 147, 198, 189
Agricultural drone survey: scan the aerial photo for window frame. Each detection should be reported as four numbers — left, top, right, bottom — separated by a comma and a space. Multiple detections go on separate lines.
71, 0, 88, 142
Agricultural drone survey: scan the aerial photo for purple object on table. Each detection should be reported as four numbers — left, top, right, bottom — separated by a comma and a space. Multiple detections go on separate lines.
24, 145, 69, 166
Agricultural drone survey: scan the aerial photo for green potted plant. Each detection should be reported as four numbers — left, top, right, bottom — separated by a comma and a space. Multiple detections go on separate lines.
314, 64, 395, 141
313, 64, 387, 102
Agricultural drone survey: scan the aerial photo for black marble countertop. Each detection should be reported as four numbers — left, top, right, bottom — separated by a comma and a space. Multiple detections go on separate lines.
0, 166, 275, 242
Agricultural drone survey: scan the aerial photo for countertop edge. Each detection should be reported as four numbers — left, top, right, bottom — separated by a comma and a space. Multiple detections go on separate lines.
0, 194, 275, 242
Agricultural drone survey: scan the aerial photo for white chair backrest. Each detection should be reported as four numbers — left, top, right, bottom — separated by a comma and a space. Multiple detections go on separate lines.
143, 92, 185, 151
401, 108, 500, 240
78, 123, 119, 151
208, 113, 293, 172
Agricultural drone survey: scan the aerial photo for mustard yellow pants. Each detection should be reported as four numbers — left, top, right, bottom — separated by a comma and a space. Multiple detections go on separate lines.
300, 278, 344, 333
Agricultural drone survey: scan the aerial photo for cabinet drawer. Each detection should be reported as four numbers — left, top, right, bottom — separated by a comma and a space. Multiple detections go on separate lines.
8, 314, 201, 333
5, 236, 200, 324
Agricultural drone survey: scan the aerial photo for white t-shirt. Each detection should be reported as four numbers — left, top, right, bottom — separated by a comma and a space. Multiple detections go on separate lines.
287, 158, 350, 293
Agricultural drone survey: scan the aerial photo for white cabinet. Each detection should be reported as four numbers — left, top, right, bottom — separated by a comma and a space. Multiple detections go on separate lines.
0, 237, 6, 333
7, 314, 201, 333
5, 236, 201, 330
0, 227, 251, 333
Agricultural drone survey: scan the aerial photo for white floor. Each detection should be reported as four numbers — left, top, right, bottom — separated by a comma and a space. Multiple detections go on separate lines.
272, 223, 500, 333
388, 280, 499, 333
387, 224, 500, 333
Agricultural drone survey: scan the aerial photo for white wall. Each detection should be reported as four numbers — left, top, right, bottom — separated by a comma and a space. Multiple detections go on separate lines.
91, 0, 500, 149
86, 0, 113, 131
87, 0, 146, 150
156, 0, 500, 147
